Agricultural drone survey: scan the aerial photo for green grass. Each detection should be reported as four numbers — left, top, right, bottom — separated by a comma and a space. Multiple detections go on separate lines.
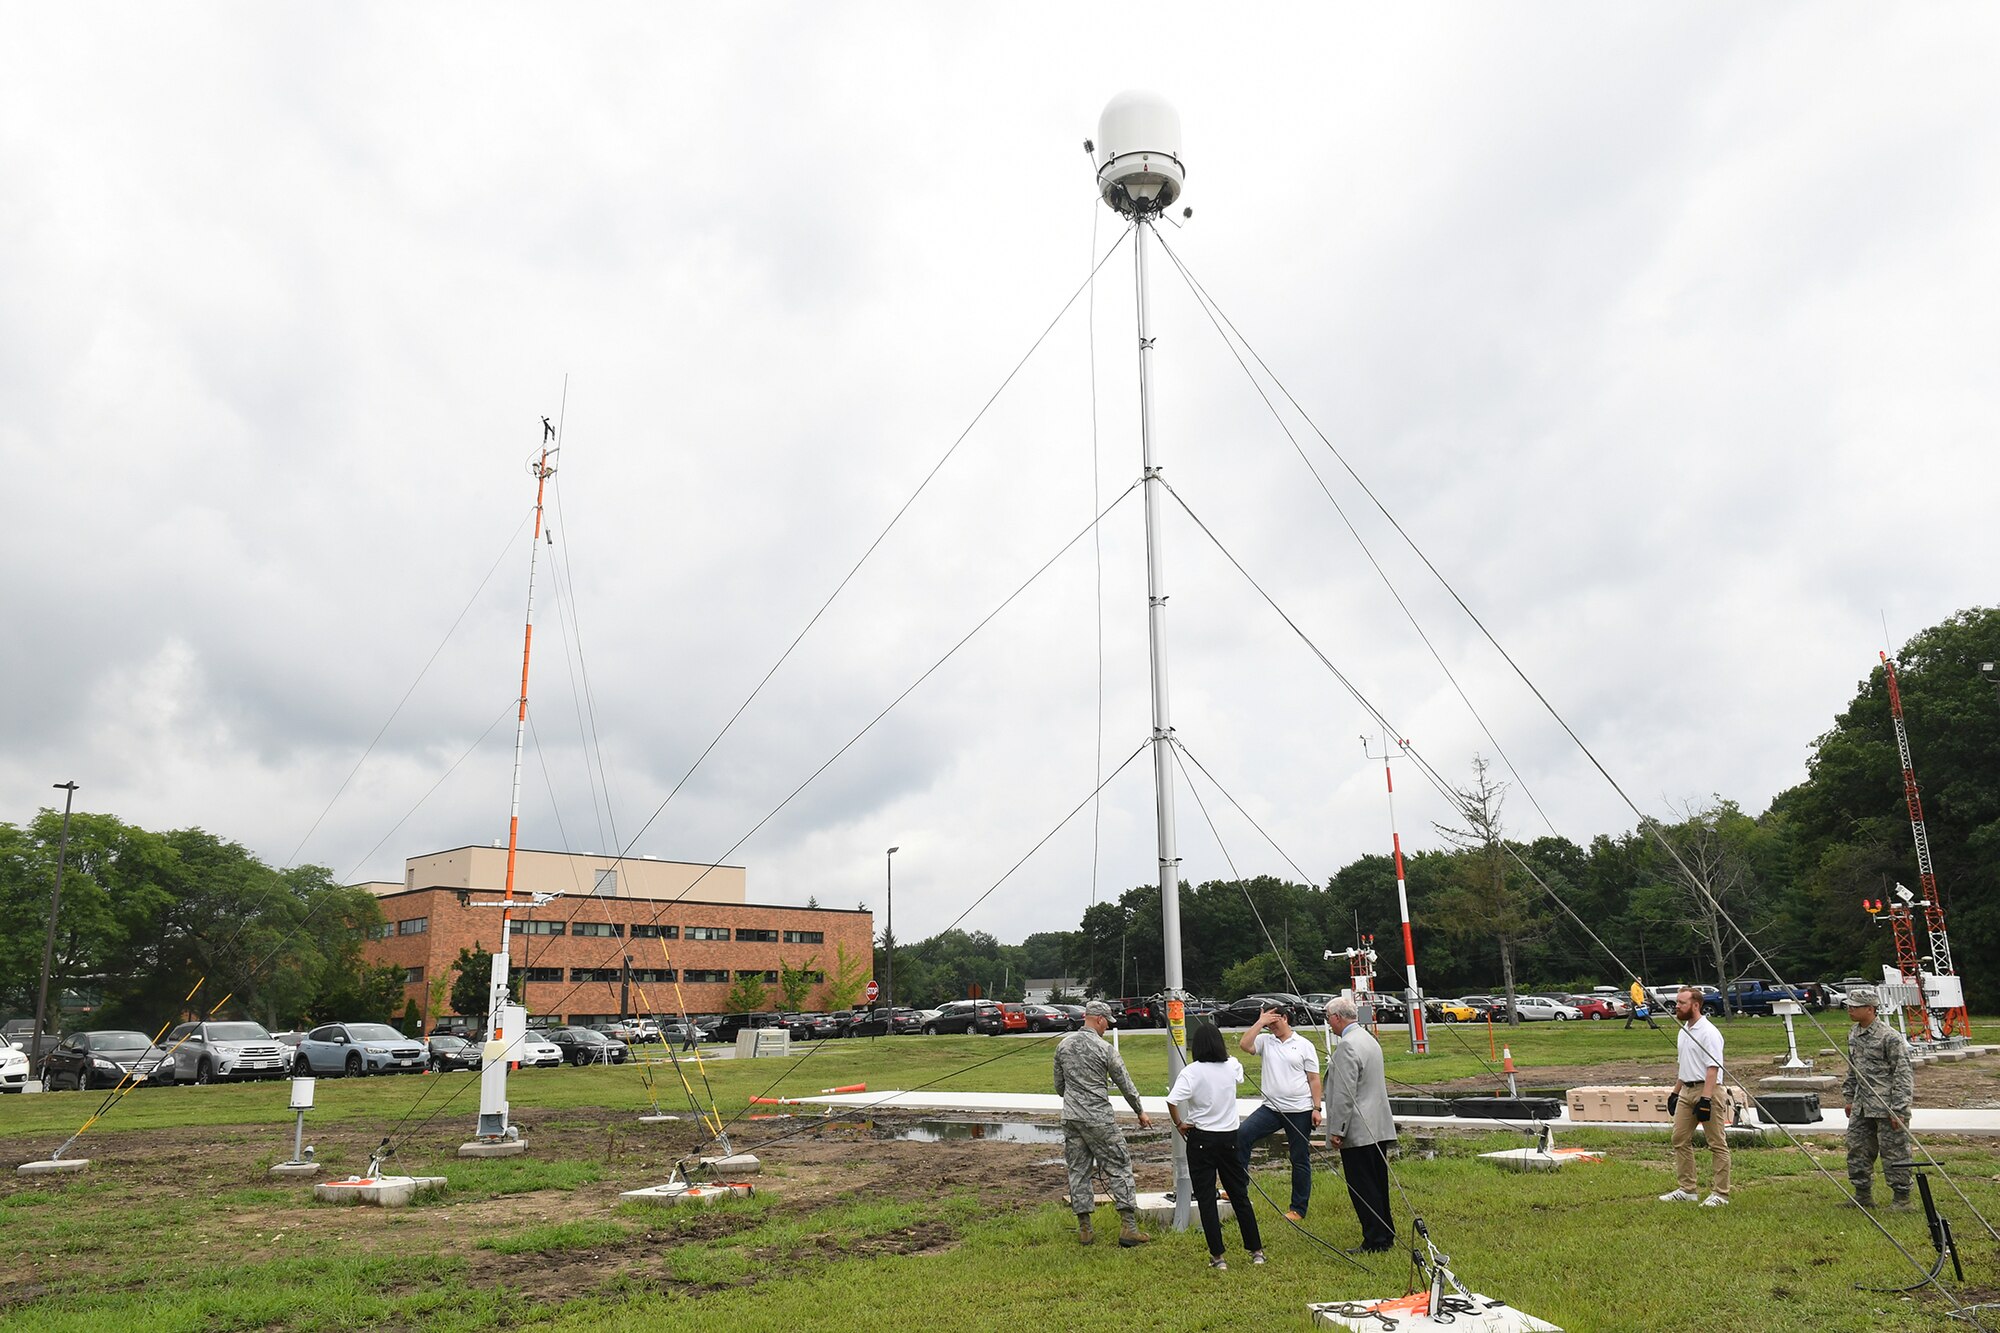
3, 1025, 1996, 1332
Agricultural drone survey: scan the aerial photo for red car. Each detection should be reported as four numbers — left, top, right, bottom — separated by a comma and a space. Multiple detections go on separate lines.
1567, 994, 1625, 1020
996, 1003, 1031, 1034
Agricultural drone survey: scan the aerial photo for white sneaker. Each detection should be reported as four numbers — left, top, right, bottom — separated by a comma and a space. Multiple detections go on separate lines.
1657, 1189, 1699, 1203
1700, 1193, 1728, 1207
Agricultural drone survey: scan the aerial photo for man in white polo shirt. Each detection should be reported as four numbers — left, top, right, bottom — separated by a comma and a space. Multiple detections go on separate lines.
1659, 985, 1730, 1206
1237, 1001, 1323, 1221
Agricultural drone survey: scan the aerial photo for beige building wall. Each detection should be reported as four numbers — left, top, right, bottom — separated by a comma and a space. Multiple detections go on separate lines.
391, 846, 747, 904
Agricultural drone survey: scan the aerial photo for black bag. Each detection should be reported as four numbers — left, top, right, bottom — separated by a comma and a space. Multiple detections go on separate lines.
1666, 1089, 1679, 1115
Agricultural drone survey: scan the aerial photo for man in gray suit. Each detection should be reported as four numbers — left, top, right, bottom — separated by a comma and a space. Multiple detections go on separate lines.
1323, 996, 1397, 1252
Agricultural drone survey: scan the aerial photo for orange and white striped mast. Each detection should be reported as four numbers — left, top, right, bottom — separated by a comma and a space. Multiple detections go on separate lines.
473, 418, 558, 1144
1365, 736, 1427, 1055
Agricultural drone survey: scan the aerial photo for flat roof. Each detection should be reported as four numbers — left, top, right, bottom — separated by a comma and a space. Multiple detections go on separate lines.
374, 885, 870, 915
413, 845, 746, 871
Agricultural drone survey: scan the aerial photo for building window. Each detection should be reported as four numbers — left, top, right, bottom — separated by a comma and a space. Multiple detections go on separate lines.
782, 930, 824, 944
737, 928, 779, 943
511, 920, 565, 936
683, 969, 728, 984
368, 922, 393, 940
573, 922, 623, 938
630, 924, 678, 939
397, 918, 428, 935
524, 967, 563, 983
571, 968, 622, 984
631, 968, 676, 984
404, 967, 424, 984
686, 927, 730, 941
735, 969, 779, 983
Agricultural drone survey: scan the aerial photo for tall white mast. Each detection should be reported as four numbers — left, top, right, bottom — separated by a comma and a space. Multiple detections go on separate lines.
1094, 90, 1193, 1229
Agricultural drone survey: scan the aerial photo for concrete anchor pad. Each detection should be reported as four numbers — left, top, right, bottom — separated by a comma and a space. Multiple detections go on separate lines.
269, 1162, 321, 1178
1130, 1189, 1232, 1225
698, 1153, 760, 1175
620, 1181, 755, 1206
1312, 1295, 1561, 1331
17, 1159, 89, 1176
314, 1175, 447, 1207
458, 1139, 528, 1158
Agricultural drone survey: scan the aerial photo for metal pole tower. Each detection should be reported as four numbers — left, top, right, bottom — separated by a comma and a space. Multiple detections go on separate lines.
1365, 738, 1427, 1054
1094, 90, 1193, 1229
1879, 652, 1967, 1041
473, 423, 557, 1142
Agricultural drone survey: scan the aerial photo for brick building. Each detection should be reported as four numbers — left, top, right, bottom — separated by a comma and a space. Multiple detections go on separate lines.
359, 846, 873, 1027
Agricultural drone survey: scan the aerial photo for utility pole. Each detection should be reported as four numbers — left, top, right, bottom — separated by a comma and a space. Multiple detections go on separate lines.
31, 781, 80, 1085
885, 846, 899, 1008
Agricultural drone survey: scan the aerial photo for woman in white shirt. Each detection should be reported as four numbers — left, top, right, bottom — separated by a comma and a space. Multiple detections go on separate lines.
1166, 1021, 1266, 1270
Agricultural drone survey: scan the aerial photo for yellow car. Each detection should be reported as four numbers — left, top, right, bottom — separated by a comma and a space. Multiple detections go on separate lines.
1433, 1000, 1479, 1023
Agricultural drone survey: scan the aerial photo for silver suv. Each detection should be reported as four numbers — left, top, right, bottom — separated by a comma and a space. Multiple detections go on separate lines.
166, 1020, 291, 1083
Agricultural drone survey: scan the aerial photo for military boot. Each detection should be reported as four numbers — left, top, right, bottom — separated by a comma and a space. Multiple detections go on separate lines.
1890, 1191, 1912, 1212
1117, 1212, 1151, 1247
1077, 1215, 1095, 1245
1847, 1188, 1874, 1209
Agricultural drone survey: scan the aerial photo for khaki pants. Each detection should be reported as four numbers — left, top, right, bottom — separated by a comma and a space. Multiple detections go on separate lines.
1671, 1081, 1731, 1198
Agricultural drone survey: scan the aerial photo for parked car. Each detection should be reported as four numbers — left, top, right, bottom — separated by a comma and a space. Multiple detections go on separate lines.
0, 1033, 29, 1093
1512, 997, 1581, 1022
628, 1020, 662, 1043
1565, 995, 1621, 1020
995, 1003, 1031, 1034
592, 1021, 639, 1042
426, 1033, 481, 1072
1723, 978, 1809, 1017
1363, 992, 1408, 1023
923, 1000, 1003, 1035
512, 1030, 566, 1067
295, 1022, 429, 1077
1114, 996, 1160, 1028
1051, 1004, 1087, 1030
165, 1020, 292, 1084
1458, 995, 1503, 1019
1216, 994, 1312, 1028
39, 1030, 178, 1090
1431, 998, 1479, 1023
881, 1006, 926, 1035
712, 1012, 786, 1044
658, 1020, 709, 1048
547, 1026, 630, 1065
1021, 1003, 1074, 1033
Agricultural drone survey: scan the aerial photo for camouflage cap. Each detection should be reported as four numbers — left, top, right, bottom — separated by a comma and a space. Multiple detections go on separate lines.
1083, 1000, 1115, 1019
1845, 985, 1880, 1009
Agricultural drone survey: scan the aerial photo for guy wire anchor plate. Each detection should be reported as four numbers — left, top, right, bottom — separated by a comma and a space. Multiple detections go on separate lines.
619, 1180, 756, 1206
1311, 1295, 1561, 1332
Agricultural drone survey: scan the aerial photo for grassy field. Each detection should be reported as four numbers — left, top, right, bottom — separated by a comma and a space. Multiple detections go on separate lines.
0, 1021, 1993, 1332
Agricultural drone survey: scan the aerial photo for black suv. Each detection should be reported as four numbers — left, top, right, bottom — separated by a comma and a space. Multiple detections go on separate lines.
922, 1000, 1003, 1035
712, 1012, 786, 1043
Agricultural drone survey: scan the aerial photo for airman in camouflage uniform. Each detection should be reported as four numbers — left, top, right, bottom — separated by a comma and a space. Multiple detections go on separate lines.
1840, 986, 1916, 1210
1053, 1001, 1153, 1246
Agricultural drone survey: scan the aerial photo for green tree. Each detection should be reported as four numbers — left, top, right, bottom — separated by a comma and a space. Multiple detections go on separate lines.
1220, 951, 1293, 996
448, 945, 518, 1021
777, 956, 819, 1011
823, 942, 872, 1010
725, 972, 769, 1012
1432, 757, 1546, 1024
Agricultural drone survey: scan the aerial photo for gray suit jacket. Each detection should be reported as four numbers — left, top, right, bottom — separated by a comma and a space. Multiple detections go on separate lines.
1323, 1023, 1396, 1148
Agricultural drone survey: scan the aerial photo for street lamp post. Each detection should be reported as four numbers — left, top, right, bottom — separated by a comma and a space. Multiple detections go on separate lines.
31, 782, 80, 1086
885, 847, 899, 1008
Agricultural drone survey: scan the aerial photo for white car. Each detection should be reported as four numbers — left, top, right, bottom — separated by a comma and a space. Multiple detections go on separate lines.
0, 1034, 28, 1092
1513, 997, 1581, 1022
511, 1030, 565, 1068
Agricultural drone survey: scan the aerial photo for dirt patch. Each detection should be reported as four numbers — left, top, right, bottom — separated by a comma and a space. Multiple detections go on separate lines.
0, 1107, 1144, 1310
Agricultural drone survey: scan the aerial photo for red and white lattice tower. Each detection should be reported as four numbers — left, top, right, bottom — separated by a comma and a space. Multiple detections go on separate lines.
1880, 652, 1969, 1040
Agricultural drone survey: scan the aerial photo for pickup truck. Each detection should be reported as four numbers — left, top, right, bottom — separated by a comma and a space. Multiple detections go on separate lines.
1723, 978, 1808, 1016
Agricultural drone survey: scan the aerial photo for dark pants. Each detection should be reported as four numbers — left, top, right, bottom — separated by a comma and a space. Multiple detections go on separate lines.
1341, 1140, 1395, 1249
1187, 1126, 1263, 1257
1237, 1104, 1315, 1215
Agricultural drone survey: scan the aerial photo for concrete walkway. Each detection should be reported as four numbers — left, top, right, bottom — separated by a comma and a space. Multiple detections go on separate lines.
795, 1089, 2000, 1136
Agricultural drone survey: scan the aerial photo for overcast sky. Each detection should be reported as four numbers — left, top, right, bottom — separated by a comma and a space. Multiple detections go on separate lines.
5, 4, 1997, 955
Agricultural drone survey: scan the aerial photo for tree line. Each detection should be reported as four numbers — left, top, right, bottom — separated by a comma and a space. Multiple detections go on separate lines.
0, 816, 403, 1031
875, 608, 2000, 1015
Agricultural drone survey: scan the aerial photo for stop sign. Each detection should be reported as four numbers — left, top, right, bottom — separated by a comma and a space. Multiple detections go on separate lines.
864, 980, 880, 1002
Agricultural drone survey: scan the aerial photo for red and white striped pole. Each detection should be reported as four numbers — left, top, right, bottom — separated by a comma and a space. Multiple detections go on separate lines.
1380, 739, 1427, 1055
